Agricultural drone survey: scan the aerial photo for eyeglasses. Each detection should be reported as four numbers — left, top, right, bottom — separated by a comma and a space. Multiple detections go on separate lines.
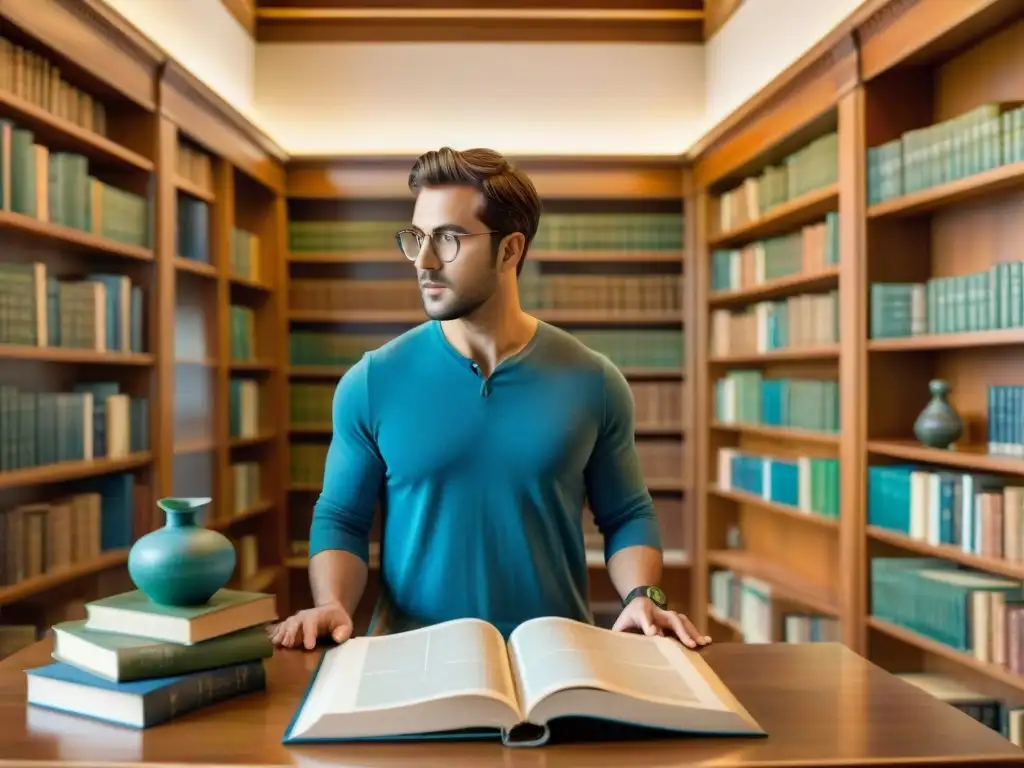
395, 228, 500, 264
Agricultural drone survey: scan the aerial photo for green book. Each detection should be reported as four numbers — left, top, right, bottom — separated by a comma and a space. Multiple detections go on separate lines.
51, 620, 273, 682
84, 589, 278, 645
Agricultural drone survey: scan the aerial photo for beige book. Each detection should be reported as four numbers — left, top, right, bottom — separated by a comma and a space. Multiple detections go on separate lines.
283, 616, 765, 747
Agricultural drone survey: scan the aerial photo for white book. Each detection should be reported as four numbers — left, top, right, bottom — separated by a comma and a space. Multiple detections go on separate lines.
283, 616, 765, 748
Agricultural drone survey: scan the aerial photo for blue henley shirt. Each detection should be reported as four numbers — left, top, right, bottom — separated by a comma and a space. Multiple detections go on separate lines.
308, 319, 663, 638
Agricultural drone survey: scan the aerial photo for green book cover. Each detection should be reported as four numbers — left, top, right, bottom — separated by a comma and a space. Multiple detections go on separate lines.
52, 620, 273, 682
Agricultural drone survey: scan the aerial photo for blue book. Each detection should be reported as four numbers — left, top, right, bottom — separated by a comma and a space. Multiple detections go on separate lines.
25, 659, 266, 729
282, 617, 765, 747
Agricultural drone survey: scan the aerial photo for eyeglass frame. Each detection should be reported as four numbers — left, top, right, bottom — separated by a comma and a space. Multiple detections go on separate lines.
394, 227, 505, 264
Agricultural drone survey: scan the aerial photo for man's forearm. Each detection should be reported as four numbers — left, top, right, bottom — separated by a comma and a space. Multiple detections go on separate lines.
309, 549, 368, 617
607, 545, 663, 602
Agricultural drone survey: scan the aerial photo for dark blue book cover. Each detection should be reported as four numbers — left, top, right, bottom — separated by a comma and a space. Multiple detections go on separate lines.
26, 658, 266, 729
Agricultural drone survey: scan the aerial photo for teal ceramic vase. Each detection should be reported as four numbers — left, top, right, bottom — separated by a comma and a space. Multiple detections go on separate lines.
913, 379, 963, 449
128, 497, 236, 606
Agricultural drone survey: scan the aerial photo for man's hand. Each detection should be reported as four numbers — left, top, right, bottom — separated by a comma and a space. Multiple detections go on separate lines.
611, 597, 711, 649
268, 601, 353, 650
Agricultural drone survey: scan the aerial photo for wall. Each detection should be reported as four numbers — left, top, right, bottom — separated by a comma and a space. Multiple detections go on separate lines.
254, 42, 706, 156
701, 0, 865, 136
101, 0, 260, 124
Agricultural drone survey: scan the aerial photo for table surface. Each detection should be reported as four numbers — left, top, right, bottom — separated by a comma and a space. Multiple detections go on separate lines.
1, 638, 1022, 768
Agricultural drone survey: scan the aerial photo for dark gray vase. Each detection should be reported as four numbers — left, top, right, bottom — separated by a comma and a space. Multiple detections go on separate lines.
913, 379, 963, 449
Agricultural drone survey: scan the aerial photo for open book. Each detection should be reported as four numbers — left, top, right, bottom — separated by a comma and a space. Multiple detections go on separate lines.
282, 616, 765, 747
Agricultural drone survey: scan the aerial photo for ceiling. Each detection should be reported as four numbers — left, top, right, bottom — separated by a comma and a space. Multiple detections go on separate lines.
252, 0, 707, 44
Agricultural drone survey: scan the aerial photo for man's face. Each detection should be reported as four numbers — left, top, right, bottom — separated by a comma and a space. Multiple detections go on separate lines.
408, 185, 502, 321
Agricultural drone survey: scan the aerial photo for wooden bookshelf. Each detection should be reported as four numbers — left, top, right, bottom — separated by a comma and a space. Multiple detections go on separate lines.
0, 0, 289, 657
688, 0, 1024, 735
282, 156, 693, 621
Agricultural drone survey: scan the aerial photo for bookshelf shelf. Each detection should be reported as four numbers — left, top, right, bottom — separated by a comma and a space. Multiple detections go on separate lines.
868, 526, 1024, 581
709, 487, 840, 531
0, 211, 154, 261
0, 549, 130, 608
708, 266, 840, 307
0, 89, 154, 172
868, 617, 1024, 694
712, 422, 840, 445
706, 184, 839, 248
867, 440, 1024, 475
707, 549, 839, 616
708, 345, 840, 364
174, 257, 218, 279
867, 329, 1024, 352
0, 453, 152, 492
174, 174, 215, 204
867, 160, 1024, 219
0, 346, 154, 365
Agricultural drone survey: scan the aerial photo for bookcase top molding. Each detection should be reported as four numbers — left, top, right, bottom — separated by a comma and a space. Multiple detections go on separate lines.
285, 154, 689, 200
688, 0, 1024, 189
159, 60, 286, 194
1, 0, 163, 111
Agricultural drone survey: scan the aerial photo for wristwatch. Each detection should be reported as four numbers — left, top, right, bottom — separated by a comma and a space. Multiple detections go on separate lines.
623, 585, 668, 610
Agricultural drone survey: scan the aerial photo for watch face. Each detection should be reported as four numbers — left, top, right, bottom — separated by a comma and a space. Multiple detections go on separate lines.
646, 585, 667, 606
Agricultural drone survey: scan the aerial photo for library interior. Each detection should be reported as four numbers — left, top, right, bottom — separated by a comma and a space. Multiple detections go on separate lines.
5, 0, 1024, 765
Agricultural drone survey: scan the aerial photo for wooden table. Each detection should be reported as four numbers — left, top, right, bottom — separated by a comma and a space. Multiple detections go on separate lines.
0, 639, 1021, 767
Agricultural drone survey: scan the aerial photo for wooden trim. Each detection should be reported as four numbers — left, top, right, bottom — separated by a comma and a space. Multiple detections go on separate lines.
285, 155, 686, 200
256, 6, 704, 43
694, 33, 858, 189
686, 0, 891, 163
159, 61, 286, 193
221, 0, 257, 36
0, 0, 162, 110
857, 0, 1024, 81
703, 0, 744, 40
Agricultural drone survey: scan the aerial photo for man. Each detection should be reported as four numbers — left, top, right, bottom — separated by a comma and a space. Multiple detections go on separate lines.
269, 147, 707, 651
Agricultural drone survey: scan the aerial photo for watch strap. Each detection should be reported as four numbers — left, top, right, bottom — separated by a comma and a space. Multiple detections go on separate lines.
623, 584, 667, 610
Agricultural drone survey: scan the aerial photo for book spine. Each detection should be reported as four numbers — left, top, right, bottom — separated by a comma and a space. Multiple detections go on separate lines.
140, 660, 266, 727
118, 631, 273, 681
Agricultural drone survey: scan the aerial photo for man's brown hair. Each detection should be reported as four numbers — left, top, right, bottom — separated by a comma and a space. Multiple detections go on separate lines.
408, 147, 542, 275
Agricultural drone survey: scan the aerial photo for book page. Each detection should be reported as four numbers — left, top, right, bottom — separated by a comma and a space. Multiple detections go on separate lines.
288, 618, 521, 740
507, 617, 730, 719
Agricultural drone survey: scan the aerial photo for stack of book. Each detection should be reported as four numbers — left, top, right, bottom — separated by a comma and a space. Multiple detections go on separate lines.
24, 587, 278, 729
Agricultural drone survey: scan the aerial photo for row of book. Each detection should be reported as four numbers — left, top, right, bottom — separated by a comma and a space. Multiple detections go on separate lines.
715, 131, 838, 234
25, 586, 277, 728
229, 379, 260, 440
988, 385, 1024, 458
288, 329, 685, 372
287, 213, 685, 254
0, 382, 148, 473
519, 268, 683, 314
709, 290, 839, 358
177, 143, 213, 193
716, 447, 840, 520
0, 262, 144, 353
0, 35, 108, 136
288, 273, 684, 315
177, 196, 209, 264
709, 568, 840, 644
867, 102, 1024, 205
710, 213, 840, 293
871, 557, 1024, 672
0, 473, 138, 588
1, 119, 149, 247
895, 673, 1022, 747
231, 461, 263, 516
870, 261, 1024, 339
868, 465, 1024, 561
231, 306, 256, 362
713, 372, 839, 434
231, 227, 262, 283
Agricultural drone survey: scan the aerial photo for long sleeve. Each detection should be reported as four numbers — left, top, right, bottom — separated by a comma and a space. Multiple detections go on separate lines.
308, 356, 386, 563
584, 360, 663, 560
